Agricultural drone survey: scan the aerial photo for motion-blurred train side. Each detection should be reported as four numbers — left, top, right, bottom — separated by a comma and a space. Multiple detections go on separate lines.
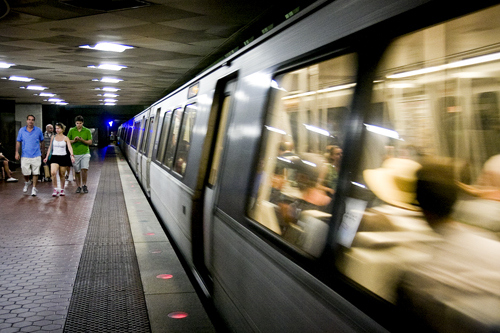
118, 0, 500, 331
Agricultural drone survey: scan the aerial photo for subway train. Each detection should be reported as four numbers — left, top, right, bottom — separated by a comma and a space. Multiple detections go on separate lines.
118, 0, 500, 331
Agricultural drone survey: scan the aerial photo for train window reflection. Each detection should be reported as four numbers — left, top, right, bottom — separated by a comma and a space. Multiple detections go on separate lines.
173, 104, 197, 176
248, 53, 357, 257
131, 120, 141, 148
163, 108, 183, 168
125, 122, 133, 145
336, 5, 500, 332
155, 110, 172, 163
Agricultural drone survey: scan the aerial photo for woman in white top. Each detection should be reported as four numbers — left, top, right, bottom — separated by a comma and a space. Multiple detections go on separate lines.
43, 123, 75, 196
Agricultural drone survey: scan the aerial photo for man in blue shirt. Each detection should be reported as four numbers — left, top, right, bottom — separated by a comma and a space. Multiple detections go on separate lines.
15, 115, 45, 196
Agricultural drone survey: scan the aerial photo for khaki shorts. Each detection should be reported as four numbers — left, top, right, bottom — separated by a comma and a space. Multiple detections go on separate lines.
73, 154, 90, 172
21, 157, 41, 176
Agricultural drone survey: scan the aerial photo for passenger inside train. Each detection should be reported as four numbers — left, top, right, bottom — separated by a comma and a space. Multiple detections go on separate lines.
248, 4, 500, 330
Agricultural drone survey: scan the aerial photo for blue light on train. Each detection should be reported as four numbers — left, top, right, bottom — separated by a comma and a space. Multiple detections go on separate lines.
108, 121, 113, 127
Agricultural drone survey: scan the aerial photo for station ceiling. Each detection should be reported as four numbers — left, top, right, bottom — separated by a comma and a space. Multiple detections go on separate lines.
0, 0, 304, 106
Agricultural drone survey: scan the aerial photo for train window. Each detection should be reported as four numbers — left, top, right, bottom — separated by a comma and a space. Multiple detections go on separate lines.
137, 117, 147, 153
155, 110, 172, 163
143, 114, 156, 155
248, 53, 358, 256
140, 115, 152, 154
131, 120, 141, 148
126, 122, 133, 144
173, 104, 197, 176
335, 5, 500, 331
208, 95, 231, 186
163, 108, 184, 169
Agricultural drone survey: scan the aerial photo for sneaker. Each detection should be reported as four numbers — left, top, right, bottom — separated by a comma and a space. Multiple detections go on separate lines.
82, 185, 88, 193
31, 187, 38, 196
23, 181, 30, 193
76, 187, 82, 193
52, 189, 59, 197
7, 177, 18, 182
59, 189, 65, 196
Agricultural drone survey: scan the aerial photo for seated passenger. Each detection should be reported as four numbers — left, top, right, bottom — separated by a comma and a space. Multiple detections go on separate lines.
318, 145, 342, 197
277, 153, 332, 232
457, 154, 500, 201
397, 160, 500, 333
270, 141, 299, 204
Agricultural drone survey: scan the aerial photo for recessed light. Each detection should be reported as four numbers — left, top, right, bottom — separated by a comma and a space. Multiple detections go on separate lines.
95, 87, 121, 92
22, 85, 48, 90
9, 76, 34, 82
0, 62, 15, 68
79, 42, 134, 53
88, 64, 127, 71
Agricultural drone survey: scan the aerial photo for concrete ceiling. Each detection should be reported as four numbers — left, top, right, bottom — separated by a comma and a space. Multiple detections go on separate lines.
0, 0, 309, 106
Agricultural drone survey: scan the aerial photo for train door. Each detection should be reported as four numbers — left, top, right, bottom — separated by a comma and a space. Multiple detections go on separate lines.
136, 116, 146, 179
200, 78, 236, 277
145, 108, 161, 195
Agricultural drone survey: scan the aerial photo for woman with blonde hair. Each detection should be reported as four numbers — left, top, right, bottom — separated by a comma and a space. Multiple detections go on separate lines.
43, 122, 75, 196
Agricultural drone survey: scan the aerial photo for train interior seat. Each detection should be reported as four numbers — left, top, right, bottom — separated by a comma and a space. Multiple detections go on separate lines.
452, 198, 500, 239
252, 200, 282, 235
337, 205, 442, 303
283, 210, 330, 258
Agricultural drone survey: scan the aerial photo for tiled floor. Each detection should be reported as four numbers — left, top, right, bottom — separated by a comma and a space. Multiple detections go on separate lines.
0, 152, 102, 333
0, 147, 216, 333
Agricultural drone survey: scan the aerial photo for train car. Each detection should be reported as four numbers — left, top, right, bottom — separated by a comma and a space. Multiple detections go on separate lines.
120, 0, 500, 331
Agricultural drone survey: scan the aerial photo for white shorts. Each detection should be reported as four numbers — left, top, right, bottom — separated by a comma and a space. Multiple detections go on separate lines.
21, 157, 41, 176
73, 154, 90, 172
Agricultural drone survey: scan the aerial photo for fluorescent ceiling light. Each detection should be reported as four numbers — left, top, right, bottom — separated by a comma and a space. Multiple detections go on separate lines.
93, 77, 123, 83
48, 98, 64, 103
364, 123, 402, 140
303, 124, 330, 137
101, 77, 122, 83
95, 87, 121, 92
387, 51, 500, 79
23, 85, 48, 90
39, 92, 55, 97
302, 160, 317, 167
79, 42, 134, 52
317, 83, 356, 93
0, 62, 14, 68
282, 91, 316, 100
351, 181, 367, 189
265, 125, 286, 135
56, 102, 68, 105
88, 64, 127, 71
103, 99, 117, 103
9, 76, 34, 82
103, 93, 119, 98
105, 102, 116, 106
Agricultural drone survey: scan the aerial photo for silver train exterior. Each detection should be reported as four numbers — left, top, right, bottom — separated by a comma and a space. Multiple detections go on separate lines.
119, 0, 500, 331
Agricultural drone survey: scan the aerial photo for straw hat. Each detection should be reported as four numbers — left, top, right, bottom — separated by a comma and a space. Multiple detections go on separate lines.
363, 158, 422, 211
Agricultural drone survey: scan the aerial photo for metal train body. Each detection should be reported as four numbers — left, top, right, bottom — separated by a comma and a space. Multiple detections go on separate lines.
119, 0, 500, 331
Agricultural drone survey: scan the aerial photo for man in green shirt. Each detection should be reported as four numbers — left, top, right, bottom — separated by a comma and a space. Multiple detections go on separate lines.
68, 115, 92, 193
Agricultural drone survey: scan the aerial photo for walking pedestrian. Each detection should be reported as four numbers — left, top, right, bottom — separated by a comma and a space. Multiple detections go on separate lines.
15, 115, 44, 196
43, 123, 75, 196
68, 115, 92, 193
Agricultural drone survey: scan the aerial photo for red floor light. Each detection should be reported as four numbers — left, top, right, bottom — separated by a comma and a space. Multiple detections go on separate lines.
149, 250, 162, 253
145, 232, 155, 236
168, 312, 188, 319
156, 274, 173, 279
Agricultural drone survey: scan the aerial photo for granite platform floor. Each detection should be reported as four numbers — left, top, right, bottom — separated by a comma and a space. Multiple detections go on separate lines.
0, 146, 215, 333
